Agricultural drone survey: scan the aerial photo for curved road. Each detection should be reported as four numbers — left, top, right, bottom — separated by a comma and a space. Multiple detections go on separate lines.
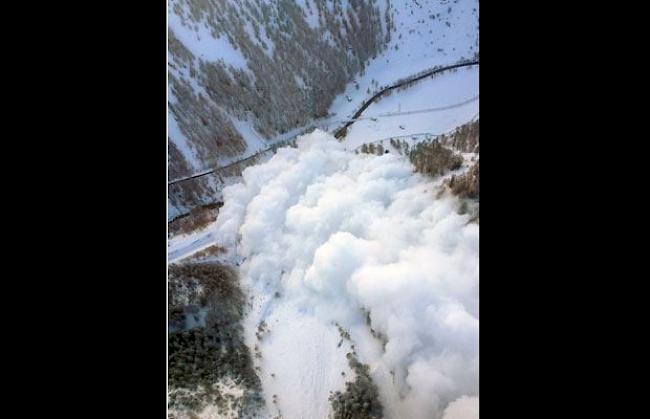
333, 59, 479, 139
169, 59, 479, 186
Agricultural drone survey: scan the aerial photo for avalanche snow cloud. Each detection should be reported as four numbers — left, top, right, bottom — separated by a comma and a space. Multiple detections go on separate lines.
214, 130, 479, 419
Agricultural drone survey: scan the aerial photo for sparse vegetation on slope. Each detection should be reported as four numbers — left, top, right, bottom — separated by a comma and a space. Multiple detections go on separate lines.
448, 159, 478, 199
442, 119, 479, 221
329, 353, 383, 419
168, 202, 222, 238
169, 0, 388, 168
328, 322, 383, 419
409, 139, 463, 177
442, 119, 479, 153
169, 69, 248, 163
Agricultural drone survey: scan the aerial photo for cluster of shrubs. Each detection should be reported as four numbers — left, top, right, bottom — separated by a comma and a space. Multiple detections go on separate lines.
448, 160, 479, 200
168, 202, 222, 237
169, 305, 187, 331
438, 119, 480, 221
255, 320, 269, 341
168, 262, 263, 417
359, 135, 466, 181
187, 244, 226, 261
169, 263, 241, 307
409, 140, 463, 177
168, 329, 225, 389
330, 319, 383, 418
389, 137, 409, 154
336, 323, 351, 341
329, 354, 383, 419
443, 120, 479, 153
168, 327, 260, 393
360, 142, 387, 155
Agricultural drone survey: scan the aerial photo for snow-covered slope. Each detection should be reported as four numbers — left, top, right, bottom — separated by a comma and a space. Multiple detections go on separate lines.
245, 295, 351, 419
168, 0, 479, 217
344, 64, 479, 150
168, 0, 388, 174
328, 0, 479, 121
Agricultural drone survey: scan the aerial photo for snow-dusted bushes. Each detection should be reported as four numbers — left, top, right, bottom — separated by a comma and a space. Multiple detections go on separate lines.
168, 202, 221, 237
329, 354, 384, 419
448, 160, 478, 200
443, 119, 479, 153
168, 262, 263, 417
169, 70, 247, 163
409, 140, 463, 177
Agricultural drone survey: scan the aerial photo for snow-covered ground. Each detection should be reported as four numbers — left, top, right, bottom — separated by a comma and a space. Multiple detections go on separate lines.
168, 3, 248, 68
168, 228, 219, 263
245, 294, 351, 419
343, 65, 479, 150
328, 0, 479, 121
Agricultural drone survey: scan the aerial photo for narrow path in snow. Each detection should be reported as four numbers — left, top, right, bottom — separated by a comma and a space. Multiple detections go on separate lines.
168, 229, 218, 263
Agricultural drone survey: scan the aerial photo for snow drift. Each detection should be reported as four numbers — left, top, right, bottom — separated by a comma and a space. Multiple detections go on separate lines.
213, 130, 478, 419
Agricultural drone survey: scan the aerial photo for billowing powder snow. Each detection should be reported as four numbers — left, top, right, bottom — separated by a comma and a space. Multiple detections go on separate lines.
213, 130, 478, 419
442, 396, 479, 419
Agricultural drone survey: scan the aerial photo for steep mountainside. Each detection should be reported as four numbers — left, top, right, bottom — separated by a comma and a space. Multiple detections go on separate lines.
168, 0, 479, 219
169, 0, 388, 174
